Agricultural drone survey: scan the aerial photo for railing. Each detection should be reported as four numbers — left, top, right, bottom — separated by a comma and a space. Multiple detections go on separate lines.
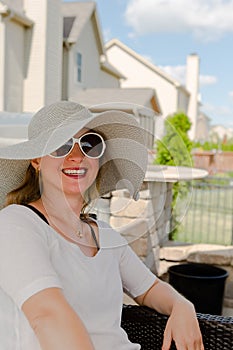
175, 176, 233, 245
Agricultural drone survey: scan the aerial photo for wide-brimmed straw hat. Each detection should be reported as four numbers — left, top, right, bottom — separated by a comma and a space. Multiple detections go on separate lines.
0, 101, 148, 208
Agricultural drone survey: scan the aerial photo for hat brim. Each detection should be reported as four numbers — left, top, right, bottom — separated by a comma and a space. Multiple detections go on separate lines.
0, 109, 149, 208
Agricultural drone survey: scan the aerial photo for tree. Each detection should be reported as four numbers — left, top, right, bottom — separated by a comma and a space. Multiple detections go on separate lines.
154, 112, 193, 240
155, 112, 193, 167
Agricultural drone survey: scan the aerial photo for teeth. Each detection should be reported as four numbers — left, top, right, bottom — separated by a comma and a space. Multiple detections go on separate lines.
63, 169, 86, 175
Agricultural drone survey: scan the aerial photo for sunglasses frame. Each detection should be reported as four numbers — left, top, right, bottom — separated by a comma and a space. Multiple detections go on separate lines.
49, 132, 106, 159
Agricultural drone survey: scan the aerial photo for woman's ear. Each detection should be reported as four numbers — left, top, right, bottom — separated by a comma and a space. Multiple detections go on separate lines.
31, 158, 41, 172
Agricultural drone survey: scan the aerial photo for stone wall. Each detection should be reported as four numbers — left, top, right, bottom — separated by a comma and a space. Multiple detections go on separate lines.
108, 181, 173, 274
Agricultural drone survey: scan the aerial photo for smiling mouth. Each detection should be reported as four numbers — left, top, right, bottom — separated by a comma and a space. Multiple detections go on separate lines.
62, 168, 87, 177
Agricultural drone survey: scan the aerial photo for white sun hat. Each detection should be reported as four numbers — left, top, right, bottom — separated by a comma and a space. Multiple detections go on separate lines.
0, 101, 148, 208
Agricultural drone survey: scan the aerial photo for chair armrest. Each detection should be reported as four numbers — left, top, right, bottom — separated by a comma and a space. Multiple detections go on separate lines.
121, 305, 233, 350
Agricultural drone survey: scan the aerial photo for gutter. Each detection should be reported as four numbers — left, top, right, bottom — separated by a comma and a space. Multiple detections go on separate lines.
63, 38, 77, 50
0, 5, 33, 27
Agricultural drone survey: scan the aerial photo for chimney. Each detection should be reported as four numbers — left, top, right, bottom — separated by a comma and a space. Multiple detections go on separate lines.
186, 53, 200, 140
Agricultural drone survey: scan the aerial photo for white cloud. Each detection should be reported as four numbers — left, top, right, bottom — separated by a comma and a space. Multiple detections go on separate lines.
202, 102, 232, 116
199, 75, 217, 86
229, 91, 233, 98
125, 0, 233, 42
158, 65, 217, 87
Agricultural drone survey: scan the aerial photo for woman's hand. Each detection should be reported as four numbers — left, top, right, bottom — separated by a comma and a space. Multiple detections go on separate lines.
135, 279, 204, 350
162, 299, 204, 350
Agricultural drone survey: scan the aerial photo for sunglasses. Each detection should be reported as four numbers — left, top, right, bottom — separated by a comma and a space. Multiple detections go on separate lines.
49, 132, 106, 159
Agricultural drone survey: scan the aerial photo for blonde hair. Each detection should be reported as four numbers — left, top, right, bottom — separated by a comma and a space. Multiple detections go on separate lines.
5, 164, 41, 206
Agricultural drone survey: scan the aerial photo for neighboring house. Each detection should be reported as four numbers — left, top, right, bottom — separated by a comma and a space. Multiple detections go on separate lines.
0, 0, 62, 112
73, 87, 161, 149
0, 0, 211, 144
0, 1, 159, 139
0, 0, 123, 113
61, 2, 161, 148
196, 112, 211, 142
105, 39, 203, 140
61, 2, 124, 100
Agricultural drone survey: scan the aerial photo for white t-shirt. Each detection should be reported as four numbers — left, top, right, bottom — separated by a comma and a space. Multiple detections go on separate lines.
0, 204, 156, 350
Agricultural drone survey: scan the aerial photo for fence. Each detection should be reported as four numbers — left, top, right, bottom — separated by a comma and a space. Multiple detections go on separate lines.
175, 176, 233, 245
193, 151, 233, 174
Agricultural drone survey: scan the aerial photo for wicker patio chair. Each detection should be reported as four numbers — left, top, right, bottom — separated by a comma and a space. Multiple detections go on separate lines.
121, 304, 233, 350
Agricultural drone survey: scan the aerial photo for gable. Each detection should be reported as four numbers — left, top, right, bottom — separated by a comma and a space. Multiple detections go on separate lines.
62, 2, 104, 55
106, 38, 186, 89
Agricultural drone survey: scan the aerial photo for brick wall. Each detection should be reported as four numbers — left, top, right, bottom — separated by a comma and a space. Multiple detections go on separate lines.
193, 151, 233, 174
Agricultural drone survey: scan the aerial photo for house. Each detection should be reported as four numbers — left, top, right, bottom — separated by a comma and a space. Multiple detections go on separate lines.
105, 39, 203, 140
73, 87, 161, 149
61, 1, 125, 100
196, 112, 211, 142
0, 0, 125, 113
0, 0, 161, 149
61, 2, 161, 148
0, 0, 63, 112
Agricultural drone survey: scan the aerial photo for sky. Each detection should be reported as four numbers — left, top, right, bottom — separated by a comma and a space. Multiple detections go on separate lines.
65, 0, 233, 129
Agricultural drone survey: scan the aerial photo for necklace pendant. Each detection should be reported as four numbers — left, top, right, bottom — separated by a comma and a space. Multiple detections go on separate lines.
77, 230, 83, 238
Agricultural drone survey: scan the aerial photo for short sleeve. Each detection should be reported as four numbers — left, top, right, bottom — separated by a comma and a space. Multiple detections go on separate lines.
0, 205, 63, 308
119, 242, 157, 298
97, 219, 157, 298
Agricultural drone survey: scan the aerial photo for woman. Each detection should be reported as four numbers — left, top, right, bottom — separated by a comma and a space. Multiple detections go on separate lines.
0, 101, 204, 350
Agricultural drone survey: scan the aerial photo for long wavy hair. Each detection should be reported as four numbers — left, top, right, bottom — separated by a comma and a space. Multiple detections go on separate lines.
5, 164, 41, 206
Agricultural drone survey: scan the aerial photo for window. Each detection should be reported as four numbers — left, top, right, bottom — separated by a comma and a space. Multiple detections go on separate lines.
76, 52, 82, 82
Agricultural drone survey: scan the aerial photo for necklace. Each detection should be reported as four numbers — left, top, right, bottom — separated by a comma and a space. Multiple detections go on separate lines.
76, 229, 83, 238
75, 219, 84, 239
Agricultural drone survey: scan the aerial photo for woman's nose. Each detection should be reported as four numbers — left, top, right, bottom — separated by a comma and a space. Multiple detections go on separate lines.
67, 143, 84, 159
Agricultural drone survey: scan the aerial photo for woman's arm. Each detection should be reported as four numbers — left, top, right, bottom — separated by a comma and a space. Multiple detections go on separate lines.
135, 279, 204, 350
22, 287, 94, 350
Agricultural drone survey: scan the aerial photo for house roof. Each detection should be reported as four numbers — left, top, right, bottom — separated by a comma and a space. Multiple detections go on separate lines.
0, 111, 33, 125
106, 38, 189, 95
71, 88, 161, 115
0, 111, 33, 141
100, 60, 126, 79
62, 1, 105, 55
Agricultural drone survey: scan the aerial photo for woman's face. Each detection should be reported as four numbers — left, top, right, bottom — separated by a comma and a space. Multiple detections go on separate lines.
32, 129, 100, 200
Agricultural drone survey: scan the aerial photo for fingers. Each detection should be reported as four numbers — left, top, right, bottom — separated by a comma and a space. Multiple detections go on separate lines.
162, 324, 172, 350
174, 334, 204, 350
162, 320, 205, 350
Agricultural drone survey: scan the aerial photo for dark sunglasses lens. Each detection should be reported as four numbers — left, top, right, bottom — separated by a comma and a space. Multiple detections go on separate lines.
50, 138, 73, 157
80, 134, 104, 158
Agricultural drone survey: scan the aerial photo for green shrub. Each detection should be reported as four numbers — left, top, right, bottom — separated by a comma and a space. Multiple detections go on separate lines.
193, 141, 233, 152
154, 112, 193, 240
